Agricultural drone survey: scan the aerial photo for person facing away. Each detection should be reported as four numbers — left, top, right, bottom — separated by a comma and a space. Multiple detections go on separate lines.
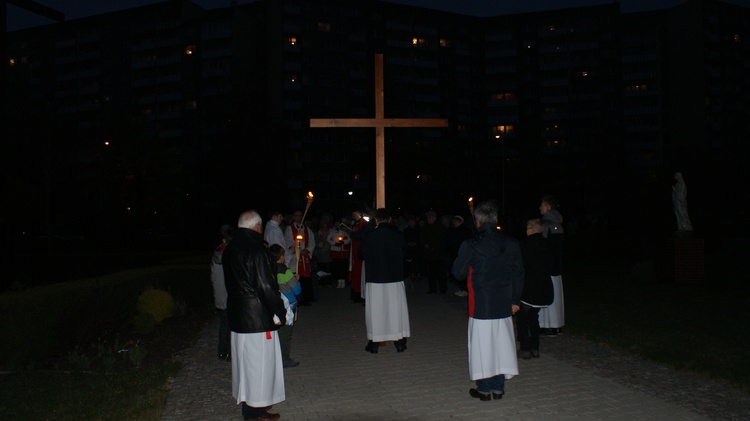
269, 244, 302, 369
284, 209, 316, 306
517, 218, 554, 360
211, 224, 234, 361
348, 210, 367, 303
538, 195, 565, 335
222, 210, 286, 421
452, 200, 524, 402
358, 208, 410, 354
421, 210, 447, 294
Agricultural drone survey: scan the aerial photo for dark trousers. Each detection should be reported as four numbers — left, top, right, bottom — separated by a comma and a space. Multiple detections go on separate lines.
242, 402, 268, 419
299, 276, 314, 303
476, 374, 505, 394
425, 259, 446, 292
278, 323, 294, 361
516, 303, 541, 351
218, 309, 230, 356
331, 258, 349, 281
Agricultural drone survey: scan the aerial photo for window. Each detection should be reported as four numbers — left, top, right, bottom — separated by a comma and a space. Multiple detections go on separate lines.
318, 22, 331, 32
289, 37, 297, 45
439, 38, 449, 47
412, 37, 426, 46
185, 45, 196, 55
9, 58, 16, 66
492, 125, 514, 138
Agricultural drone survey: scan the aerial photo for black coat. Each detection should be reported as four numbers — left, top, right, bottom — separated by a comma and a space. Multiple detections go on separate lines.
452, 224, 524, 319
359, 222, 405, 283
223, 228, 286, 333
519, 233, 554, 306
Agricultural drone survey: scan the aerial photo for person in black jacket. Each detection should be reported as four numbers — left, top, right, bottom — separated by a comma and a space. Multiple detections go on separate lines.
517, 218, 554, 359
223, 210, 287, 421
452, 200, 523, 402
359, 208, 410, 353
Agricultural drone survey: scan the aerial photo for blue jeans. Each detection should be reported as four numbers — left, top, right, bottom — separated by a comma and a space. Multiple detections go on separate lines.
476, 374, 505, 394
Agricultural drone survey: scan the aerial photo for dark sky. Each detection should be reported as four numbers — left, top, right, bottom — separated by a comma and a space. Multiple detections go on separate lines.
9, 0, 747, 32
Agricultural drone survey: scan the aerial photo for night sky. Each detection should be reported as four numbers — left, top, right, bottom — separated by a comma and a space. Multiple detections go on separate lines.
9, 0, 746, 31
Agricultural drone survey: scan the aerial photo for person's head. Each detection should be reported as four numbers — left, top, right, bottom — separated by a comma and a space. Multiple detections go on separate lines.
408, 216, 417, 227
269, 210, 284, 223
374, 208, 391, 224
474, 201, 498, 227
352, 210, 363, 221
292, 209, 304, 225
238, 210, 263, 233
220, 225, 234, 243
440, 215, 451, 227
526, 218, 544, 236
452, 215, 464, 227
269, 243, 285, 263
426, 210, 437, 224
540, 195, 557, 214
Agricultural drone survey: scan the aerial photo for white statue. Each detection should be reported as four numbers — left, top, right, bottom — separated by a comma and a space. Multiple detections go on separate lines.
672, 172, 692, 232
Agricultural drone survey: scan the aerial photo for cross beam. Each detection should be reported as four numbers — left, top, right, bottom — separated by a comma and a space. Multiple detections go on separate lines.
310, 54, 448, 208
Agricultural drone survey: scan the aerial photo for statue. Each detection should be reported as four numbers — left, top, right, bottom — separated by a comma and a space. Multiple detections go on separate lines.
672, 172, 693, 233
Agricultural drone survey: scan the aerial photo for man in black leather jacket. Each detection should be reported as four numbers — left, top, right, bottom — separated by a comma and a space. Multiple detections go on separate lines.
223, 210, 287, 421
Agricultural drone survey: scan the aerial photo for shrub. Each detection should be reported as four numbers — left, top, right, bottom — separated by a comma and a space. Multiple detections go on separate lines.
136, 289, 174, 323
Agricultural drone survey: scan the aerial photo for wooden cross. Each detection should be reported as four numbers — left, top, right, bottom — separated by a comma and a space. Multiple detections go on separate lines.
310, 54, 448, 208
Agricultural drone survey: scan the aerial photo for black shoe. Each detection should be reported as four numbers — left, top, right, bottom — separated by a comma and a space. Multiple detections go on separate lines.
531, 350, 540, 358
469, 388, 491, 401
492, 391, 504, 400
219, 353, 231, 361
283, 358, 300, 368
365, 341, 379, 354
394, 338, 407, 352
519, 350, 532, 360
540, 328, 558, 337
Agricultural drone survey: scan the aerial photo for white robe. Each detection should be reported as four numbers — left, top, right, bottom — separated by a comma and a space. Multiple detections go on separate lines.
539, 275, 565, 328
365, 281, 411, 342
231, 331, 285, 407
468, 317, 518, 381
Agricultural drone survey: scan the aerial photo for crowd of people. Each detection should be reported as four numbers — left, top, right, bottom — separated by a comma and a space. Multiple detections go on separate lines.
210, 197, 565, 420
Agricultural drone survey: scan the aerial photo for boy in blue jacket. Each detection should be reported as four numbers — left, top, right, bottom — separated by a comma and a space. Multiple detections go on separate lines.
269, 244, 302, 368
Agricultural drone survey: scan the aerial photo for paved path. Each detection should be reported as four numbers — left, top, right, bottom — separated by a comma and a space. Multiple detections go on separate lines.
162, 280, 749, 420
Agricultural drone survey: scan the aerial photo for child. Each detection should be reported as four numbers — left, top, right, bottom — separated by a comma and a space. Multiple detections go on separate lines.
269, 244, 302, 368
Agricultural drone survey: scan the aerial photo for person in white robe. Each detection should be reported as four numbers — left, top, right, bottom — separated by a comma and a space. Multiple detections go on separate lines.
223, 210, 287, 421
452, 201, 523, 401
359, 208, 410, 353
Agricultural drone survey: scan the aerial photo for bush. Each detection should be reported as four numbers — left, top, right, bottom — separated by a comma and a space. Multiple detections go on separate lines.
136, 289, 174, 323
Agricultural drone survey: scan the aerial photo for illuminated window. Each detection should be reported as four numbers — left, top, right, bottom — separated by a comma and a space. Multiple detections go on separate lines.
290, 74, 297, 83
318, 22, 331, 32
492, 125, 514, 138
185, 100, 197, 110
185, 45, 196, 55
626, 84, 648, 92
491, 92, 516, 100
289, 37, 297, 45
439, 38, 449, 47
412, 37, 426, 46
547, 25, 556, 31
9, 58, 15, 66
733, 33, 741, 43
580, 71, 589, 77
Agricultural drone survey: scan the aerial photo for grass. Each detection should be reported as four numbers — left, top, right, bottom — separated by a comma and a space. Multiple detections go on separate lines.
0, 253, 213, 421
0, 236, 747, 420
563, 233, 750, 392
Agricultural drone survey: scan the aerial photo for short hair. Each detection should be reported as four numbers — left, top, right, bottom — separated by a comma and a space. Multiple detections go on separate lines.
426, 210, 437, 218
526, 218, 544, 234
374, 208, 391, 222
474, 201, 498, 225
237, 210, 262, 229
269, 243, 285, 259
541, 195, 558, 210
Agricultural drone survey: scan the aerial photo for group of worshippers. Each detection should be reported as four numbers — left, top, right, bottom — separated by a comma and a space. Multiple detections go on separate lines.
453, 197, 564, 401
218, 197, 564, 419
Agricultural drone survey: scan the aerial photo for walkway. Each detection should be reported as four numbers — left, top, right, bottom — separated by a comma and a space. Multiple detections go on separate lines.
162, 280, 749, 420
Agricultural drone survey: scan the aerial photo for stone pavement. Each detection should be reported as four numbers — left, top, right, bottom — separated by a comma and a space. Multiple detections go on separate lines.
162, 280, 748, 420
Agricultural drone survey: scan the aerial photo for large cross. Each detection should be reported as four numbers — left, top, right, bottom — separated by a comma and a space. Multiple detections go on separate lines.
310, 54, 448, 208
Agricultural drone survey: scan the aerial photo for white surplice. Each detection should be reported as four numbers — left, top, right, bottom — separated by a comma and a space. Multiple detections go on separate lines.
365, 281, 410, 342
231, 330, 285, 407
539, 275, 565, 328
467, 317, 518, 381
